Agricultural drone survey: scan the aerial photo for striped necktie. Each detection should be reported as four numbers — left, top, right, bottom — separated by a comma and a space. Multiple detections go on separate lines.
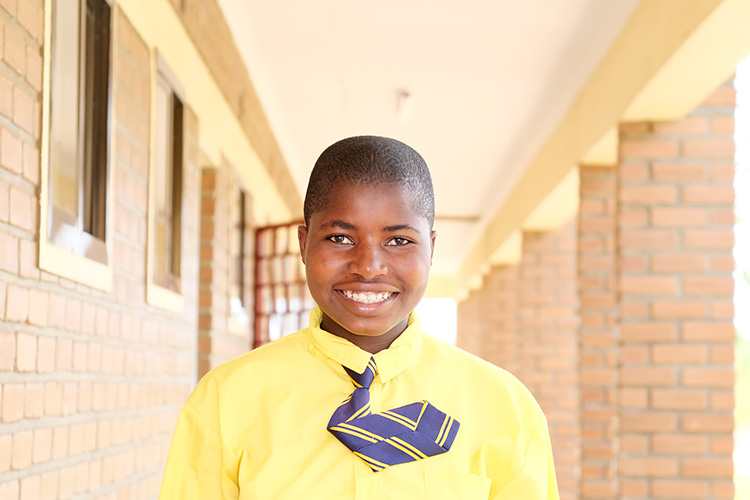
327, 357, 460, 471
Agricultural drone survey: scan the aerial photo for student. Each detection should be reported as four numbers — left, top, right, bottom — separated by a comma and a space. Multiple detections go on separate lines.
158, 136, 559, 499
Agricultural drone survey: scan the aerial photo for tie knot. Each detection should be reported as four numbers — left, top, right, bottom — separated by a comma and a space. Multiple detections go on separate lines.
345, 357, 376, 389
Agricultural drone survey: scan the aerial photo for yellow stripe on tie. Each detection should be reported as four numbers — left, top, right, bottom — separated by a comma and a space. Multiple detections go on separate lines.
381, 410, 417, 430
338, 423, 384, 442
353, 452, 386, 471
385, 438, 422, 461
391, 436, 428, 459
330, 426, 379, 443
346, 402, 371, 422
439, 417, 454, 447
415, 401, 428, 425
435, 415, 449, 445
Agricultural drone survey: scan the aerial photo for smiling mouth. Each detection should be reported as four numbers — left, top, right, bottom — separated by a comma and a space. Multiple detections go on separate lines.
340, 290, 395, 304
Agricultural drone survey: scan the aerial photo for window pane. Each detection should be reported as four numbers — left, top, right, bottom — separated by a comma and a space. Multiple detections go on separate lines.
49, 0, 82, 221
82, 0, 110, 239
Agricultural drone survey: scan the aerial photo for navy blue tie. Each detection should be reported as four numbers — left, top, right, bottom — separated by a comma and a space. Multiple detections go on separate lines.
327, 357, 460, 471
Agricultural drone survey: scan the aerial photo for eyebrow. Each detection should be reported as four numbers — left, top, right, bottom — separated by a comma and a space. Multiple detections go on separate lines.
318, 221, 419, 233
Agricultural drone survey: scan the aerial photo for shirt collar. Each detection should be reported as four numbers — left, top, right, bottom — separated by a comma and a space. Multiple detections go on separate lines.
306, 307, 423, 383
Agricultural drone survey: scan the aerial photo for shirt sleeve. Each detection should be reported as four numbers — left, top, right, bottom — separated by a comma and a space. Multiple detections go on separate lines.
157, 402, 240, 500
485, 415, 560, 500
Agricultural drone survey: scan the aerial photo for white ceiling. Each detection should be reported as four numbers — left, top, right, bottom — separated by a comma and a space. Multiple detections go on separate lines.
216, 0, 640, 277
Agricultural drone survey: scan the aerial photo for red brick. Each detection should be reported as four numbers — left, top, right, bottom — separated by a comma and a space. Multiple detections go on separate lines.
682, 276, 733, 296
39, 471, 58, 500
0, 73, 12, 118
9, 184, 33, 231
682, 230, 733, 249
710, 391, 734, 410
621, 322, 676, 342
16, 0, 43, 41
43, 382, 61, 416
621, 366, 676, 386
711, 115, 734, 134
651, 343, 706, 364
681, 139, 734, 158
5, 284, 28, 322
620, 457, 677, 477
12, 86, 34, 134
618, 207, 648, 227
3, 23, 25, 75
651, 300, 707, 319
32, 427, 52, 464
682, 367, 734, 388
652, 116, 709, 135
680, 458, 733, 478
681, 185, 734, 205
651, 388, 707, 410
620, 139, 678, 158
620, 185, 677, 204
651, 253, 706, 273
0, 331, 15, 371
620, 388, 648, 409
652, 162, 707, 182
650, 207, 707, 227
621, 229, 677, 249
708, 208, 734, 227
621, 345, 649, 364
1, 127, 23, 173
619, 162, 649, 181
0, 434, 10, 473
681, 321, 735, 342
15, 331, 35, 371
651, 480, 708, 499
620, 435, 648, 453
19, 474, 39, 500
651, 434, 706, 455
620, 478, 647, 497
11, 430, 32, 469
619, 276, 676, 295
681, 413, 733, 432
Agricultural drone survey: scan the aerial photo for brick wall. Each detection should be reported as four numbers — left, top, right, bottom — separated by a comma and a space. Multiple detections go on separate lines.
578, 165, 619, 499
457, 221, 580, 500
456, 80, 736, 499
198, 160, 254, 378
0, 4, 202, 499
616, 82, 735, 500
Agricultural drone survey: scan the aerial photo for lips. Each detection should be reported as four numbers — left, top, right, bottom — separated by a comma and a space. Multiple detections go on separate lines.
339, 290, 396, 305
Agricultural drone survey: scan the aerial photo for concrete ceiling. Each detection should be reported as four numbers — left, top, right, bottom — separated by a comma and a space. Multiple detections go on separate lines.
216, 0, 640, 280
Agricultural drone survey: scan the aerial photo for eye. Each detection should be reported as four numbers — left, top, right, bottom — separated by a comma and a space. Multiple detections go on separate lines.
386, 237, 412, 247
327, 234, 354, 245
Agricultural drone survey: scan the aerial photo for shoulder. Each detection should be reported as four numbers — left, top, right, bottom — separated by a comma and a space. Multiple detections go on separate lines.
188, 330, 311, 402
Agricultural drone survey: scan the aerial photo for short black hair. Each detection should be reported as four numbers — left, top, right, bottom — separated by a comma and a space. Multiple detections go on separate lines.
303, 135, 435, 227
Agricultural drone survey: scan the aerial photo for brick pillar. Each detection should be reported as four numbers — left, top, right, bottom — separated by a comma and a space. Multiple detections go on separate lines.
578, 165, 620, 499
617, 81, 736, 499
518, 222, 579, 500
198, 161, 251, 378
456, 264, 519, 374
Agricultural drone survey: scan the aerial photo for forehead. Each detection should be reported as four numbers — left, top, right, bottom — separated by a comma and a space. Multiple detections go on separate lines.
313, 182, 426, 225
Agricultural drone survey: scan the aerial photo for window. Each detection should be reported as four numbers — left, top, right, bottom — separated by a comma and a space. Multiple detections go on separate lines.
229, 186, 251, 330
41, 0, 112, 281
147, 55, 185, 308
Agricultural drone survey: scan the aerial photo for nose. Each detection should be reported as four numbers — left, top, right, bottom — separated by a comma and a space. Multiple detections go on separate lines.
349, 241, 387, 279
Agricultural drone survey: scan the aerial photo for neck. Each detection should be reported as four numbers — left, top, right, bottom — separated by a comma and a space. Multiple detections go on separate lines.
319, 315, 409, 354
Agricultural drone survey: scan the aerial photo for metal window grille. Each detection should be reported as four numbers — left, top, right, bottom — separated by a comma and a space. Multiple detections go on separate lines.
253, 221, 314, 348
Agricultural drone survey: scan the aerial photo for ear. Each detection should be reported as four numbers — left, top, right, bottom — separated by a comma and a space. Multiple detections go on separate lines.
429, 230, 437, 264
297, 225, 308, 265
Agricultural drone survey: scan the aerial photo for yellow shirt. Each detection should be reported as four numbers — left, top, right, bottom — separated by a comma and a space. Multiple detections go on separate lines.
158, 308, 559, 499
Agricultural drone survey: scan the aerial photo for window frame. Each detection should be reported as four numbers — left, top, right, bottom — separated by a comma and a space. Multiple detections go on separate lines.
146, 51, 187, 312
39, 0, 115, 291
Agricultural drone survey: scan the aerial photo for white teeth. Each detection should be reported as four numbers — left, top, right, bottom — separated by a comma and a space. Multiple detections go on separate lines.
341, 290, 393, 304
